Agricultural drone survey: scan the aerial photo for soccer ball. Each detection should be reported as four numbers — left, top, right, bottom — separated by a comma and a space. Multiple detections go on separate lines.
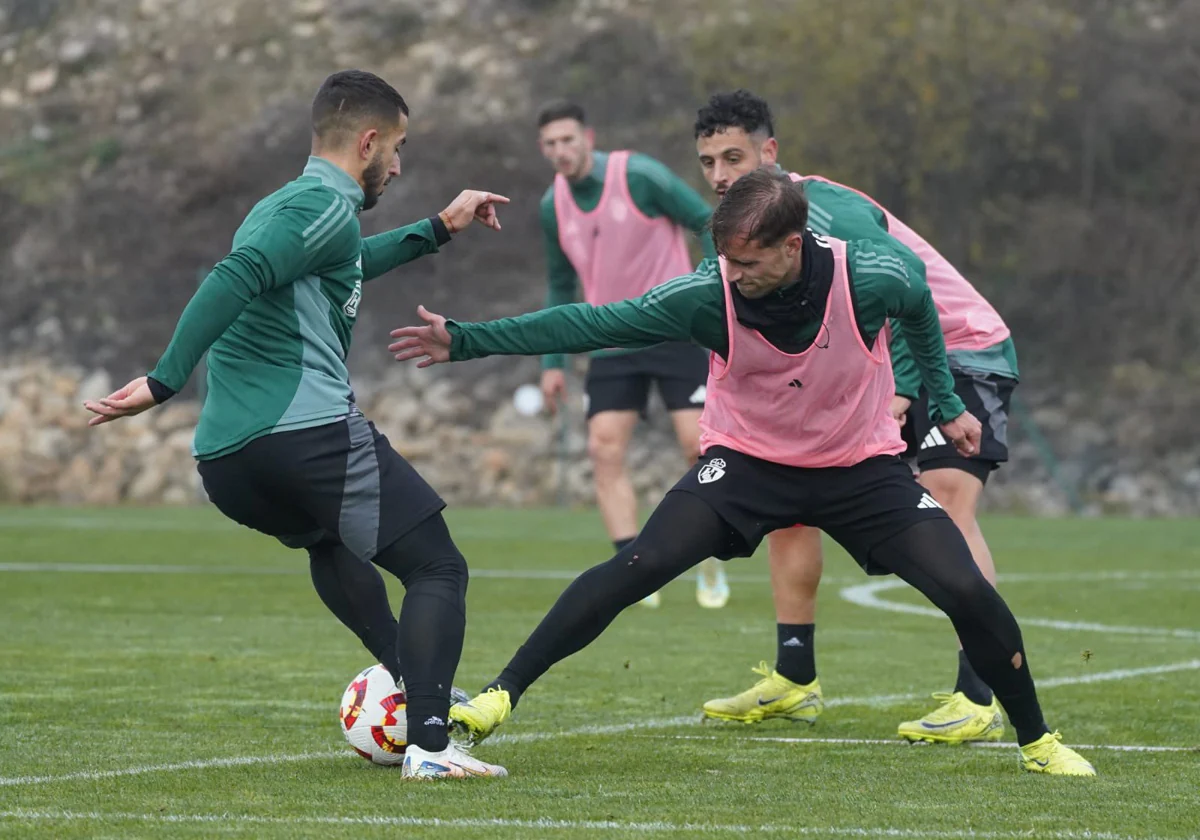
339, 664, 409, 765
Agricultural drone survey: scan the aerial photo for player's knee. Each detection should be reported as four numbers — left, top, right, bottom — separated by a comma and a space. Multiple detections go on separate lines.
920, 470, 981, 521
587, 429, 627, 471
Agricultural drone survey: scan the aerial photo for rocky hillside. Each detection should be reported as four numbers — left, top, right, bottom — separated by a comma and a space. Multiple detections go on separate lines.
2, 0, 1198, 513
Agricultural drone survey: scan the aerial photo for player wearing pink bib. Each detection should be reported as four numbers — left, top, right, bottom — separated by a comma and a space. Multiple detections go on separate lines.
535, 101, 729, 609
389, 170, 1095, 777
695, 90, 1025, 745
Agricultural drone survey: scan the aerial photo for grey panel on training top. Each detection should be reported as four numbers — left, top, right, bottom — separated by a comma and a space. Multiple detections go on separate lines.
338, 410, 383, 561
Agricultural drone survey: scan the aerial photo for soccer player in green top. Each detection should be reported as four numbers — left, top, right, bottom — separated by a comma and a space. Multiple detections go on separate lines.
84, 70, 509, 780
389, 170, 1095, 776
693, 91, 1026, 746
534, 100, 730, 609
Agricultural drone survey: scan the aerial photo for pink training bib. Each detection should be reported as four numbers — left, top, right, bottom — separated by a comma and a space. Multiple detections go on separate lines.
554, 151, 694, 305
699, 235, 906, 468
793, 173, 1009, 352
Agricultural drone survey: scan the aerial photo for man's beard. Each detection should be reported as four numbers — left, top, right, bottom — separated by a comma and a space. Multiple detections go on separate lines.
361, 152, 389, 211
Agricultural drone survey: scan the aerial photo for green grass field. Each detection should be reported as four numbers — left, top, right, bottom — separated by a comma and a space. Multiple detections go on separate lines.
1, 507, 1198, 839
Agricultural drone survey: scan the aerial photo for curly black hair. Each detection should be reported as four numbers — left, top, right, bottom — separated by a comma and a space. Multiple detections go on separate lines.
694, 89, 775, 139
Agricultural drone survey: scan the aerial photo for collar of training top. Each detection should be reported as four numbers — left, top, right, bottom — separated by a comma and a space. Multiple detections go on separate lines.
731, 229, 834, 331
303, 156, 366, 212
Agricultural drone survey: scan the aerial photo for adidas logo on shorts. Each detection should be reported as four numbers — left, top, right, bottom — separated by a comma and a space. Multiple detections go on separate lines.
917, 493, 943, 510
920, 428, 948, 450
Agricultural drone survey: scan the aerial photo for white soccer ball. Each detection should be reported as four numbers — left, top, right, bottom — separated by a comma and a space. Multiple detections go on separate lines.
339, 664, 409, 765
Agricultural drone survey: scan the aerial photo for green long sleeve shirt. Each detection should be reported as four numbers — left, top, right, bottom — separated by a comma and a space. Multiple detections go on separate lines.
540, 151, 717, 369
798, 175, 1018, 398
149, 156, 448, 459
450, 236, 967, 424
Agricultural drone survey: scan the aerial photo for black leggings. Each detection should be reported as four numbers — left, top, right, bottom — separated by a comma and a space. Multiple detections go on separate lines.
309, 513, 468, 752
492, 491, 1049, 744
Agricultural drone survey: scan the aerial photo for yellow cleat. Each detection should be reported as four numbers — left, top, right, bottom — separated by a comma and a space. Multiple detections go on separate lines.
1020, 731, 1096, 776
898, 692, 1005, 744
448, 687, 511, 746
639, 591, 662, 608
702, 662, 823, 724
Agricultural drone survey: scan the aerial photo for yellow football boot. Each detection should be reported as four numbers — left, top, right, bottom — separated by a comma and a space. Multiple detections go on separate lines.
702, 661, 823, 724
448, 687, 512, 745
897, 692, 1005, 744
1020, 731, 1097, 776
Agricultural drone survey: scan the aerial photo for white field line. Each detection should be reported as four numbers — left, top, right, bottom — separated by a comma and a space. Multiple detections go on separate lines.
649, 734, 1199, 754
0, 810, 1190, 840
4, 658, 1197, 788
840, 578, 1200, 640
0, 751, 346, 788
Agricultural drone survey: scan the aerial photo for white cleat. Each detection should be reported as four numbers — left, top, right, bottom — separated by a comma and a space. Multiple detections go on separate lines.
401, 744, 508, 779
696, 558, 730, 609
640, 590, 662, 608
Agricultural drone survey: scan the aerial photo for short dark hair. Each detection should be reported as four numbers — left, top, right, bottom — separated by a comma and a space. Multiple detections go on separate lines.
694, 89, 775, 140
536, 99, 587, 129
710, 169, 808, 253
312, 70, 408, 145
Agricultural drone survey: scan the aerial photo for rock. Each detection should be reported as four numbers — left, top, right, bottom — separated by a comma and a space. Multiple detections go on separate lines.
26, 66, 59, 95
155, 403, 199, 433
293, 0, 328, 19
55, 455, 94, 503
138, 73, 165, 94
76, 369, 113, 405
0, 88, 21, 108
291, 22, 318, 38
30, 123, 52, 142
59, 39, 92, 67
127, 459, 168, 502
138, 0, 166, 17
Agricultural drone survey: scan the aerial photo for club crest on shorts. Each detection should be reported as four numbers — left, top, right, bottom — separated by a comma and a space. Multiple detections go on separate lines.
698, 458, 727, 484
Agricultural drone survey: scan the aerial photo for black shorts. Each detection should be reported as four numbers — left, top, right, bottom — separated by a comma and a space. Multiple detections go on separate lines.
197, 410, 445, 561
672, 446, 950, 572
901, 371, 1017, 484
584, 342, 708, 419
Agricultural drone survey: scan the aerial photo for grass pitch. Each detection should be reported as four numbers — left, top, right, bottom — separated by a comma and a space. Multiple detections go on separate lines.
1, 507, 1198, 839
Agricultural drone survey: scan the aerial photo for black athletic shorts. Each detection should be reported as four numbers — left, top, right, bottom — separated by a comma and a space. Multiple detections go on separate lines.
671, 446, 950, 572
900, 371, 1017, 485
197, 409, 445, 561
584, 342, 708, 419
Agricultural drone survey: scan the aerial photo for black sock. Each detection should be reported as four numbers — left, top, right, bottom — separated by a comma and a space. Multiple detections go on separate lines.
370, 514, 470, 754
955, 649, 994, 706
775, 623, 816, 684
613, 537, 635, 552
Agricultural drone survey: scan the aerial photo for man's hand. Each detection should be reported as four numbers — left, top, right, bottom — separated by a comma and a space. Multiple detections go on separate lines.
890, 395, 913, 428
84, 376, 157, 426
939, 410, 982, 457
388, 306, 453, 368
440, 190, 510, 234
540, 369, 567, 416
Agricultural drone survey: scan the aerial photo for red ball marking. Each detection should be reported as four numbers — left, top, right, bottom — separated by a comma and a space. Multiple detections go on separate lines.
370, 691, 408, 754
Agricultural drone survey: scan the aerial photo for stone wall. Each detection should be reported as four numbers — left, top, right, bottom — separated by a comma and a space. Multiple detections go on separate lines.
0, 358, 689, 510
3, 357, 1196, 516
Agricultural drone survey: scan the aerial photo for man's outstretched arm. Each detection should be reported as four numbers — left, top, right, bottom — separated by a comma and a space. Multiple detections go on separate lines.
388, 263, 727, 367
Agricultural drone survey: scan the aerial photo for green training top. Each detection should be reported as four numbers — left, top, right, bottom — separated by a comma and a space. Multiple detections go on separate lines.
540, 151, 717, 369
149, 156, 446, 459
450, 238, 967, 424
797, 174, 1019, 397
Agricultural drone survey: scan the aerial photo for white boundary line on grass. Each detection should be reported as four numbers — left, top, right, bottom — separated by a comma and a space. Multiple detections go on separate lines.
0, 810, 1192, 840
840, 578, 1200, 640
648, 734, 1199, 754
3, 658, 1197, 788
